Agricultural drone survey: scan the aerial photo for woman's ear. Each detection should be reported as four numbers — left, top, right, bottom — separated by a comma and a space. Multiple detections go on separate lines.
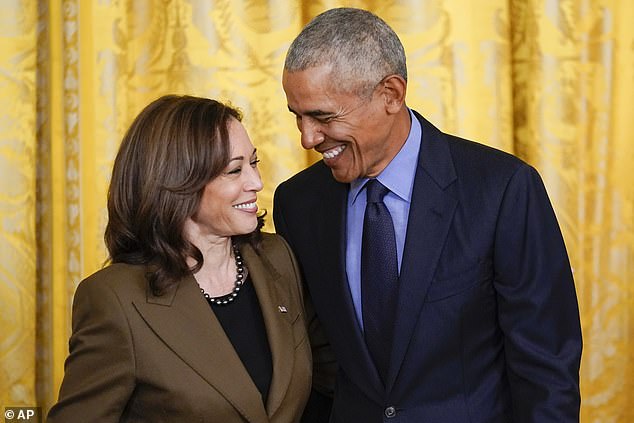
380, 74, 407, 114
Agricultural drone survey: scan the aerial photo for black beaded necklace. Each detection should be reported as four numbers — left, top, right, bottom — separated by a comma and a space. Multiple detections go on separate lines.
200, 242, 245, 306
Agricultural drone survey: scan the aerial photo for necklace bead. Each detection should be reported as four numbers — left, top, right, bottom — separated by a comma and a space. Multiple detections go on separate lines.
200, 242, 245, 306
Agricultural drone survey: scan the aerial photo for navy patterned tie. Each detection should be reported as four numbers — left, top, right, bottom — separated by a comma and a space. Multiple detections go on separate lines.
361, 179, 398, 382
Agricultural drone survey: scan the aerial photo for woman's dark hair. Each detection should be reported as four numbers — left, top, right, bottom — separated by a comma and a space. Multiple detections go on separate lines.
105, 95, 263, 295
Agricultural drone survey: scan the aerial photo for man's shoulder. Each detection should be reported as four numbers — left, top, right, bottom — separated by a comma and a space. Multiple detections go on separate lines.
413, 110, 523, 169
276, 160, 332, 197
447, 134, 525, 169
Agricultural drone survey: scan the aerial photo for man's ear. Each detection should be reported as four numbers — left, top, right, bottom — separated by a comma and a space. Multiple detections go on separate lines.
380, 74, 407, 114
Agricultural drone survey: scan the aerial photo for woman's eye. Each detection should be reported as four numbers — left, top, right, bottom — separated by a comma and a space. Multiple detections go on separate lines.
227, 167, 241, 175
250, 159, 261, 167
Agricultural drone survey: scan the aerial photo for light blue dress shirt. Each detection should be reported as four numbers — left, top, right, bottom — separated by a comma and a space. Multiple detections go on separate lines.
345, 109, 422, 328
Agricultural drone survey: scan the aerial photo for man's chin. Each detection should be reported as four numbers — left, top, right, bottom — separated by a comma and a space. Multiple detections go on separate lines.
328, 167, 357, 184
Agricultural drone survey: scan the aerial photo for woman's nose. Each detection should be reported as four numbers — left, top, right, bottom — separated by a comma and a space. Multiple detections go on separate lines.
246, 166, 263, 192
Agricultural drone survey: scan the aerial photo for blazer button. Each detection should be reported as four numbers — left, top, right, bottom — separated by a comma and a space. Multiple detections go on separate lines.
384, 406, 396, 418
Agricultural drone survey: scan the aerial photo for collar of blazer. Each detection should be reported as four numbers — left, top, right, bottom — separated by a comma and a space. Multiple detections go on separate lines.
132, 242, 295, 423
385, 110, 458, 390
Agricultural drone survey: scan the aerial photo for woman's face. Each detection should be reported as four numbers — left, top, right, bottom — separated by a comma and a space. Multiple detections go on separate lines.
191, 119, 263, 238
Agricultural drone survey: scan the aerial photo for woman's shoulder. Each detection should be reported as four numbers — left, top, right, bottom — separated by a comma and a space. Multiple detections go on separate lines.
255, 232, 303, 299
76, 262, 149, 299
241, 232, 296, 274
257, 232, 294, 259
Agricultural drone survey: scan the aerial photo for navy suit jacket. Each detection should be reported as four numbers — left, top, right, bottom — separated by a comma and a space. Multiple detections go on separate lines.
273, 111, 582, 423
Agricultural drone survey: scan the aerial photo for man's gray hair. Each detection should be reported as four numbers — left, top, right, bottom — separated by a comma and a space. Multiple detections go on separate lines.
284, 8, 407, 98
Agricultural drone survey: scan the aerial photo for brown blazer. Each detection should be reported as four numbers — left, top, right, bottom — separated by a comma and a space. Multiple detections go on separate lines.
47, 233, 312, 423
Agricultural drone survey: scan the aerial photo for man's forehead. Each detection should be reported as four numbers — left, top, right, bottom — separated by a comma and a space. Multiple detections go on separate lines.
284, 68, 329, 90
284, 72, 359, 109
285, 90, 355, 118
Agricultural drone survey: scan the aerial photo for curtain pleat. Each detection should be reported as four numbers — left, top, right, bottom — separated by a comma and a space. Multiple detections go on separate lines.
0, 0, 38, 408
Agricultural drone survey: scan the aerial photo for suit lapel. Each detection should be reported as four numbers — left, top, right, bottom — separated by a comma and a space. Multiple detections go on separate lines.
132, 274, 269, 423
311, 173, 385, 401
239, 243, 295, 418
386, 114, 458, 390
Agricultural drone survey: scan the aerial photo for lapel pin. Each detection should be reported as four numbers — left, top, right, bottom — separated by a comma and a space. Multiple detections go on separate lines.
278, 305, 288, 313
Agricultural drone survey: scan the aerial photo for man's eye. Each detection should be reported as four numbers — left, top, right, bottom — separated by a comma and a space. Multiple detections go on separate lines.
318, 116, 335, 123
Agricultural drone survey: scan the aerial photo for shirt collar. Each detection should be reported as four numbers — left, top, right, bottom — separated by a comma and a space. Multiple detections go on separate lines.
350, 108, 422, 204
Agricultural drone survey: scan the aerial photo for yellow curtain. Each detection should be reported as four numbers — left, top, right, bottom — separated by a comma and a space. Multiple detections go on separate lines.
0, 0, 632, 421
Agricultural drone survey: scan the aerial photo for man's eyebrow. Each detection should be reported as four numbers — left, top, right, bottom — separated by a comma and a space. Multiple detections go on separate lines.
287, 105, 334, 118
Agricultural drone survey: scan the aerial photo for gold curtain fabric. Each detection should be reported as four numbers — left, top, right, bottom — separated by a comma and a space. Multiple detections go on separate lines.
0, 0, 632, 420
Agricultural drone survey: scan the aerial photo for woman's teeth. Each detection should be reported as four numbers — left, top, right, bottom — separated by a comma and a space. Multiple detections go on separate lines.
233, 202, 256, 209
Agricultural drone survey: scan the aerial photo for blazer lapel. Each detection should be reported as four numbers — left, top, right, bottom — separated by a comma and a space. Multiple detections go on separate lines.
311, 174, 385, 401
132, 275, 269, 423
239, 243, 295, 418
386, 114, 458, 391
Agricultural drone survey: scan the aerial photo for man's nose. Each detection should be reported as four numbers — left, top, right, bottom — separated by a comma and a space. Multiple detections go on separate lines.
299, 118, 324, 150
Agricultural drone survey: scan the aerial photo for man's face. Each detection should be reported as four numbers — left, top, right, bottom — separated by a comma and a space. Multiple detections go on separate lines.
282, 65, 398, 183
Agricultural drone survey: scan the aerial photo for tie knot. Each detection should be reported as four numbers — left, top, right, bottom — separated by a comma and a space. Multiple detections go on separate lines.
365, 179, 389, 203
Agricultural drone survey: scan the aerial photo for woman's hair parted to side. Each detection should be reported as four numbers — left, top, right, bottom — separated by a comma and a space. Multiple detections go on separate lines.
105, 95, 263, 295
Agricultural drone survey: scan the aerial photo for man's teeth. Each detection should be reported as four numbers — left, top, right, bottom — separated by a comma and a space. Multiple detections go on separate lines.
322, 145, 345, 159
233, 202, 256, 209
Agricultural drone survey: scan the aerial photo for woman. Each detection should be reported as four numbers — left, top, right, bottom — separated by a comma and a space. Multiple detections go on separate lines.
47, 95, 312, 422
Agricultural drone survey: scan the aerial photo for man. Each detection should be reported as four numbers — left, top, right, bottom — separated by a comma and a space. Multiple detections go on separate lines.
273, 7, 582, 423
